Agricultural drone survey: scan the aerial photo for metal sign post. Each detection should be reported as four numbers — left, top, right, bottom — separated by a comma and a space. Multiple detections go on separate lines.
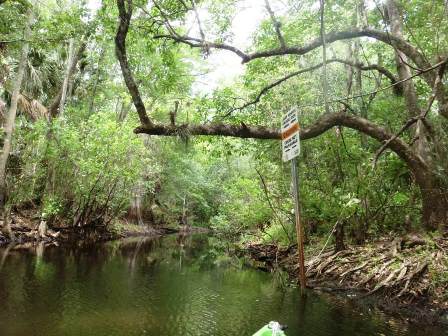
291, 157, 306, 291
281, 109, 306, 291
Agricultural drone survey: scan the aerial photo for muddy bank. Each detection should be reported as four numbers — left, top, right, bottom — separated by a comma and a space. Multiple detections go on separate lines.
245, 235, 448, 325
0, 208, 204, 247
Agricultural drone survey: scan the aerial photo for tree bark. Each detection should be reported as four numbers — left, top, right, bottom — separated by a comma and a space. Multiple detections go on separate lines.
58, 38, 74, 117
115, 0, 152, 126
334, 221, 346, 251
181, 195, 188, 227
47, 41, 87, 118
134, 113, 425, 174
417, 173, 448, 232
0, 8, 32, 231
128, 190, 144, 225
354, 0, 368, 147
119, 0, 448, 232
385, 0, 432, 165
384, 0, 448, 231
134, 113, 447, 230
88, 48, 105, 116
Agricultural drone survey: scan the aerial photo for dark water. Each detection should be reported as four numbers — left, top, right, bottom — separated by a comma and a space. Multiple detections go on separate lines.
0, 235, 446, 336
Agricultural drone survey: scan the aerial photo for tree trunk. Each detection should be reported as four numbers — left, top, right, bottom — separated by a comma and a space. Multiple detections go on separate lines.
1, 207, 14, 240
415, 172, 448, 232
128, 185, 144, 226
421, 191, 447, 233
354, 0, 368, 147
59, 38, 74, 117
88, 48, 105, 116
181, 196, 188, 227
385, 0, 447, 231
47, 41, 87, 118
334, 220, 346, 251
385, 0, 432, 165
38, 219, 47, 238
0, 8, 32, 224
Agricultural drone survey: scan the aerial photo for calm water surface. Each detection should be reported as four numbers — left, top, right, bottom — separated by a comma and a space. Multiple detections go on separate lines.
0, 234, 446, 336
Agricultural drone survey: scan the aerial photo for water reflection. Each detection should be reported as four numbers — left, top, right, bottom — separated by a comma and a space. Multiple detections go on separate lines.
0, 235, 445, 336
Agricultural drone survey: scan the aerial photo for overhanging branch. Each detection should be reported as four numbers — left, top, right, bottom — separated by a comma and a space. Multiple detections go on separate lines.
134, 112, 426, 173
154, 34, 249, 61
155, 28, 430, 72
154, 18, 447, 118
228, 58, 401, 115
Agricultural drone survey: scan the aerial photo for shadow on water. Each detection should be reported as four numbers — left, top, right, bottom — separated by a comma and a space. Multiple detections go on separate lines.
0, 234, 446, 336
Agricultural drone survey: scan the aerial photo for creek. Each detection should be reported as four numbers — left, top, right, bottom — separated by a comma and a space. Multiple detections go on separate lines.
0, 234, 446, 336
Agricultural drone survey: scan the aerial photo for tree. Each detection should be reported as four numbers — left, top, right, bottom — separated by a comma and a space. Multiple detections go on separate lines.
0, 6, 33, 236
115, 0, 447, 232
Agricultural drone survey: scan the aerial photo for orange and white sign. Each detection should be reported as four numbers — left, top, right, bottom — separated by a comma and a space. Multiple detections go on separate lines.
281, 108, 300, 162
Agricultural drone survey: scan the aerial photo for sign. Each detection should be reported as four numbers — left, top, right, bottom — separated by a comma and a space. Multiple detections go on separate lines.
281, 108, 306, 291
281, 109, 300, 162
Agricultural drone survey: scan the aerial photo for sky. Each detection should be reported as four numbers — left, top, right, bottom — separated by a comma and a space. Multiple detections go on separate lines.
84, 0, 381, 95
86, 0, 274, 94
190, 0, 267, 94
189, 1, 304, 95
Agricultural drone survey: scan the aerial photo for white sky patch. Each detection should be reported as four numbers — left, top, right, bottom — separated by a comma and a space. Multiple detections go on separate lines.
191, 0, 380, 95
86, 0, 380, 96
86, 0, 101, 15
84, 0, 283, 95
191, 0, 269, 95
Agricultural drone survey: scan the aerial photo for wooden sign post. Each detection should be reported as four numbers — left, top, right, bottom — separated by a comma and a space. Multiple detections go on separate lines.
281, 108, 306, 291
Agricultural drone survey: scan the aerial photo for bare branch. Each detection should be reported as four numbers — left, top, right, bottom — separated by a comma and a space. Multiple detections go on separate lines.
373, 116, 420, 167
190, 0, 206, 42
115, 0, 152, 126
336, 59, 401, 92
0, 37, 74, 44
156, 28, 430, 70
225, 58, 401, 116
264, 0, 286, 49
151, 0, 181, 38
304, 59, 447, 115
156, 25, 447, 117
154, 34, 249, 61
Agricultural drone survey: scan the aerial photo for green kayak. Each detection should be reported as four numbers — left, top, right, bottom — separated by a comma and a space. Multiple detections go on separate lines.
252, 322, 287, 336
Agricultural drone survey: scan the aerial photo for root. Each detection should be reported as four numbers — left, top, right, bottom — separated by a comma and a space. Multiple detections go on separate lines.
245, 235, 447, 312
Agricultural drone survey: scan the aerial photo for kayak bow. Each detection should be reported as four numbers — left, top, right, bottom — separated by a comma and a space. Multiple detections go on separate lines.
252, 321, 287, 336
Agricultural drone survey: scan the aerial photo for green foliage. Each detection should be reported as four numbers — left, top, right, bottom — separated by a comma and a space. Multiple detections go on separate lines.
11, 111, 155, 226
210, 166, 272, 235
41, 196, 63, 219
261, 222, 295, 247
2, 0, 447, 243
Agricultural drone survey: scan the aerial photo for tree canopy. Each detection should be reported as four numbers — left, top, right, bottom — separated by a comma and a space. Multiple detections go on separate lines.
0, 0, 447, 245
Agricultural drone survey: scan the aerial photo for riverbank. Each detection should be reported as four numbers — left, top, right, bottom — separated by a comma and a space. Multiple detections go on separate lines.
0, 208, 198, 247
245, 234, 448, 326
2, 212, 446, 327
5, 233, 443, 336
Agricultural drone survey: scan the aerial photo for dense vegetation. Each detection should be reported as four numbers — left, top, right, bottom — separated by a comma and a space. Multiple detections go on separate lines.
0, 0, 447, 252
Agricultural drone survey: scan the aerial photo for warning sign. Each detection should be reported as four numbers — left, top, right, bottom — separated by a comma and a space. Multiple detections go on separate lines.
281, 109, 300, 162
